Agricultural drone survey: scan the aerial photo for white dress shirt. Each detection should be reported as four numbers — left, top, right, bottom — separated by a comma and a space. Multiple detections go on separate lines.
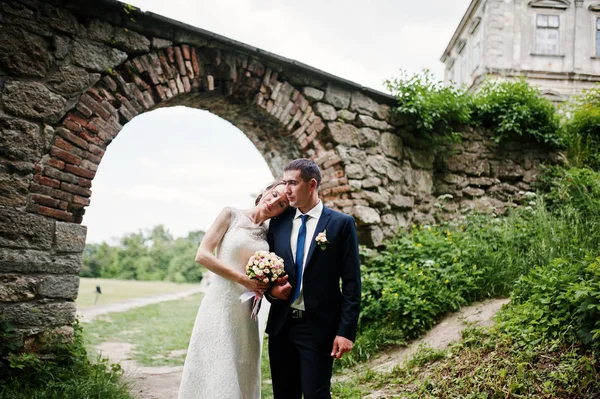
290, 200, 323, 311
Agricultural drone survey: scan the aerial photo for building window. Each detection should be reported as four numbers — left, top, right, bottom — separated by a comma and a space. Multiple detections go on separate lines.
447, 60, 455, 83
596, 18, 600, 56
535, 14, 560, 55
471, 35, 481, 72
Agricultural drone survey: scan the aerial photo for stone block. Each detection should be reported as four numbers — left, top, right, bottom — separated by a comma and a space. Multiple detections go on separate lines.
337, 109, 356, 122
38, 275, 79, 299
0, 208, 54, 250
52, 35, 70, 60
314, 102, 337, 121
490, 160, 525, 181
381, 213, 399, 227
0, 274, 38, 301
40, 4, 79, 35
348, 179, 362, 191
0, 173, 29, 206
323, 84, 350, 109
2, 81, 67, 123
357, 128, 380, 147
352, 205, 381, 225
405, 147, 434, 169
375, 104, 390, 121
71, 39, 128, 73
463, 187, 485, 198
345, 164, 365, 179
47, 65, 101, 96
0, 248, 82, 274
390, 195, 414, 210
152, 37, 173, 50
445, 153, 490, 176
367, 155, 388, 175
363, 190, 390, 208
302, 87, 324, 101
328, 122, 359, 146
86, 19, 114, 42
350, 91, 379, 115
336, 145, 367, 164
410, 170, 434, 195
113, 28, 151, 54
1, 301, 76, 326
440, 173, 468, 187
20, 325, 74, 353
469, 177, 500, 187
380, 132, 403, 159
362, 177, 382, 189
358, 225, 384, 247
0, 25, 52, 77
55, 222, 87, 253
357, 115, 392, 131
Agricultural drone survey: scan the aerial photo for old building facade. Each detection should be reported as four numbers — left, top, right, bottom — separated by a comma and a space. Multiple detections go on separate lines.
442, 0, 600, 100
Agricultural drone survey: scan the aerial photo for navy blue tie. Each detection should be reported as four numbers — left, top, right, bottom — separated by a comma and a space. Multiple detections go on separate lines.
292, 214, 309, 302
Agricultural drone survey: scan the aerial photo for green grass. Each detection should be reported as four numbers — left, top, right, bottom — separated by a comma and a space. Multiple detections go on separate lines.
1, 322, 134, 399
77, 278, 201, 308
338, 327, 599, 399
84, 294, 203, 366
261, 337, 274, 399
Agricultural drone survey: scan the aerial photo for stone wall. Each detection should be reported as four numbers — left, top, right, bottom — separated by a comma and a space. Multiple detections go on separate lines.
0, 0, 559, 351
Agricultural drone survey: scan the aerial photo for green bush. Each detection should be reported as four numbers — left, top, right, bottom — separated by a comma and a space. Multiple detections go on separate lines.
0, 321, 133, 399
341, 167, 600, 368
386, 72, 564, 148
385, 70, 472, 142
499, 256, 600, 349
542, 166, 600, 219
562, 88, 600, 170
472, 78, 562, 146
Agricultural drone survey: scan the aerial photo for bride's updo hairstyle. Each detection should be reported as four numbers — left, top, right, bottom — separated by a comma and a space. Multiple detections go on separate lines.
254, 180, 286, 206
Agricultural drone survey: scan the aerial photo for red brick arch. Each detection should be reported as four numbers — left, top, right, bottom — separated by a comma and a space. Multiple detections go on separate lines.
29, 45, 347, 225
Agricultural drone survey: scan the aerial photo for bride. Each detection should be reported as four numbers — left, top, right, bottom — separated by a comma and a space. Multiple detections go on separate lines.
178, 181, 290, 399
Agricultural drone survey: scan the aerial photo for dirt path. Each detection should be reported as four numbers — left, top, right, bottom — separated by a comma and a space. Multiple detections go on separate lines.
78, 285, 207, 323
95, 341, 182, 399
366, 298, 509, 374
359, 298, 510, 399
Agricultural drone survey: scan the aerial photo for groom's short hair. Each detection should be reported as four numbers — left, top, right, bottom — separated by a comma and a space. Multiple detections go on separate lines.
284, 158, 322, 188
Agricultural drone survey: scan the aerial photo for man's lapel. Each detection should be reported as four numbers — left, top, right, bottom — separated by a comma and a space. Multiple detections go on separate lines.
304, 206, 331, 268
279, 210, 296, 278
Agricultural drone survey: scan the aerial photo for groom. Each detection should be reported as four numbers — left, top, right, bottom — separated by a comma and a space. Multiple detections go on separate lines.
266, 158, 361, 399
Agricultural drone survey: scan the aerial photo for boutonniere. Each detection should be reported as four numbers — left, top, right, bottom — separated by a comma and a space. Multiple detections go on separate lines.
315, 230, 329, 250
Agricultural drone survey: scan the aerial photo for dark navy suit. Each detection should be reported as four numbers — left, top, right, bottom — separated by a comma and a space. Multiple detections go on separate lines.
266, 205, 361, 399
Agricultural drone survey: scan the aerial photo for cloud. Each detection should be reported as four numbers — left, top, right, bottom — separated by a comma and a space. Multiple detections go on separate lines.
135, 156, 160, 169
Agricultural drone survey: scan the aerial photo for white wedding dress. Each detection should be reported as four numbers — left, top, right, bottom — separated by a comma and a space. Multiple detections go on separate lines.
178, 208, 268, 399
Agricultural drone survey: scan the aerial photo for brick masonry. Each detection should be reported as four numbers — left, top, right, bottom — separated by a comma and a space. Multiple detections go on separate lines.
0, 0, 560, 352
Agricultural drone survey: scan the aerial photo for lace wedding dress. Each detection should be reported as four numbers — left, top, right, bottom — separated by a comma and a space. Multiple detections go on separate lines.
178, 208, 268, 399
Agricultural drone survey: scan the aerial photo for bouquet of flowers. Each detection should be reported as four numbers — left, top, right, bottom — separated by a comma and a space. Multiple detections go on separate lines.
240, 250, 286, 319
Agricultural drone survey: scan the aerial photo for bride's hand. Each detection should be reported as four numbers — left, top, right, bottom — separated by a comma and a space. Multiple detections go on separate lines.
241, 275, 269, 295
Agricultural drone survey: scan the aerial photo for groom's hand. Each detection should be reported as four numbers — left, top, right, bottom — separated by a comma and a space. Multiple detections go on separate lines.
269, 275, 292, 300
331, 336, 353, 359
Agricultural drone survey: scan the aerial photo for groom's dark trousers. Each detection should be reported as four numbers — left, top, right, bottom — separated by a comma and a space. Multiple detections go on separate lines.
266, 206, 361, 399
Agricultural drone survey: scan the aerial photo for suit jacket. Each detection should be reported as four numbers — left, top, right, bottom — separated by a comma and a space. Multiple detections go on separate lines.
266, 205, 361, 347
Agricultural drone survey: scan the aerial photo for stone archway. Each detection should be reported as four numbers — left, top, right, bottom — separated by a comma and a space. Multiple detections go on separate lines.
0, 0, 559, 351
0, 0, 402, 350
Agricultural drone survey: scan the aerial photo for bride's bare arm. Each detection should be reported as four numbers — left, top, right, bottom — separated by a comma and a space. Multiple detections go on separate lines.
195, 208, 268, 294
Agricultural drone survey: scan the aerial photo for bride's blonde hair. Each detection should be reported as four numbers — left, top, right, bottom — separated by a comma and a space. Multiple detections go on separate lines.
254, 180, 286, 206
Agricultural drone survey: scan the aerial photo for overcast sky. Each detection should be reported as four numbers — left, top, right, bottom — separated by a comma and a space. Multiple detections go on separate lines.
83, 0, 471, 244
